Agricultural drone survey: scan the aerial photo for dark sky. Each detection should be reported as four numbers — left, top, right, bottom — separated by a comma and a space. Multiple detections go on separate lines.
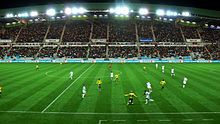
0, 0, 219, 11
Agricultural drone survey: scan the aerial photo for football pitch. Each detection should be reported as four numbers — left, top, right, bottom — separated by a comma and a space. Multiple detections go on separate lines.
0, 63, 220, 124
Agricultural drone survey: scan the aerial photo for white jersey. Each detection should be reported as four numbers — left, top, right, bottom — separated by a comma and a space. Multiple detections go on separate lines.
156, 64, 158, 69
162, 66, 165, 70
183, 77, 188, 84
70, 71, 73, 76
145, 91, 150, 99
171, 68, 174, 73
82, 86, 86, 94
110, 72, 114, 78
146, 82, 152, 89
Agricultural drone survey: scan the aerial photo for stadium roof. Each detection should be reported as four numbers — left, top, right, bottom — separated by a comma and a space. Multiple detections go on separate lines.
0, 3, 220, 18
0, 0, 220, 11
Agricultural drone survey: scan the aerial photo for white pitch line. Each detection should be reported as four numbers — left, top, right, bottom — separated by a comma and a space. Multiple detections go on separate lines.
202, 119, 214, 121
98, 120, 107, 124
1, 111, 220, 115
41, 64, 94, 113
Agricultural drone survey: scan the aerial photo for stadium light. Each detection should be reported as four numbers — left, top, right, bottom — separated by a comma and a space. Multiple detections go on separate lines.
139, 8, 149, 15
110, 6, 130, 15
166, 11, 177, 16
116, 6, 129, 15
78, 7, 87, 14
5, 13, 14, 18
46, 8, 56, 16
18, 12, 29, 17
109, 8, 115, 13
182, 11, 190, 17
156, 9, 165, 16
64, 7, 72, 15
30, 11, 38, 17
192, 22, 196, 24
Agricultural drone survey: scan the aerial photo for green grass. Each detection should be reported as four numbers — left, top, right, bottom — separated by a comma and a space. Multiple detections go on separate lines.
0, 63, 220, 124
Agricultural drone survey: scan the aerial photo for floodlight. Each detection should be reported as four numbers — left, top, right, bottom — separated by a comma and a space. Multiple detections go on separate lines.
182, 11, 190, 17
64, 7, 72, 15
109, 8, 115, 13
186, 21, 190, 24
78, 7, 87, 14
115, 6, 129, 15
192, 22, 196, 24
72, 7, 78, 14
139, 8, 149, 15
30, 11, 38, 17
156, 9, 165, 16
166, 11, 177, 16
18, 13, 29, 17
6, 13, 14, 18
46, 8, 56, 16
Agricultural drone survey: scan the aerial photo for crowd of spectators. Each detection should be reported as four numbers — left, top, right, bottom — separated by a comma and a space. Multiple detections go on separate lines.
109, 20, 136, 42
0, 27, 21, 41
154, 22, 183, 42
57, 47, 88, 58
137, 20, 153, 40
181, 26, 200, 39
17, 23, 48, 43
89, 46, 106, 58
46, 21, 65, 39
92, 19, 107, 39
9, 47, 39, 58
63, 21, 91, 42
108, 46, 138, 58
38, 47, 57, 58
0, 47, 9, 59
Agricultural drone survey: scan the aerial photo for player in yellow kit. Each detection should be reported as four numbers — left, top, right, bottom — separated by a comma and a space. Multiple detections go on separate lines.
96, 78, 102, 92
36, 64, 39, 71
160, 79, 166, 90
125, 91, 137, 105
115, 74, 119, 82
0, 86, 2, 97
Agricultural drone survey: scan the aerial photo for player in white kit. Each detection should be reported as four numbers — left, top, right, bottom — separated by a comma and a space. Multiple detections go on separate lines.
144, 90, 154, 104
171, 67, 175, 78
110, 71, 114, 81
156, 63, 158, 69
69, 71, 73, 80
146, 82, 152, 93
162, 65, 165, 74
82, 84, 86, 99
183, 76, 188, 88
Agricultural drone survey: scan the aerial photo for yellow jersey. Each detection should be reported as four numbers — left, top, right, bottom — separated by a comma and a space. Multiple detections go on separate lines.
125, 92, 137, 99
96, 80, 102, 85
115, 74, 119, 79
0, 87, 2, 92
160, 80, 166, 86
